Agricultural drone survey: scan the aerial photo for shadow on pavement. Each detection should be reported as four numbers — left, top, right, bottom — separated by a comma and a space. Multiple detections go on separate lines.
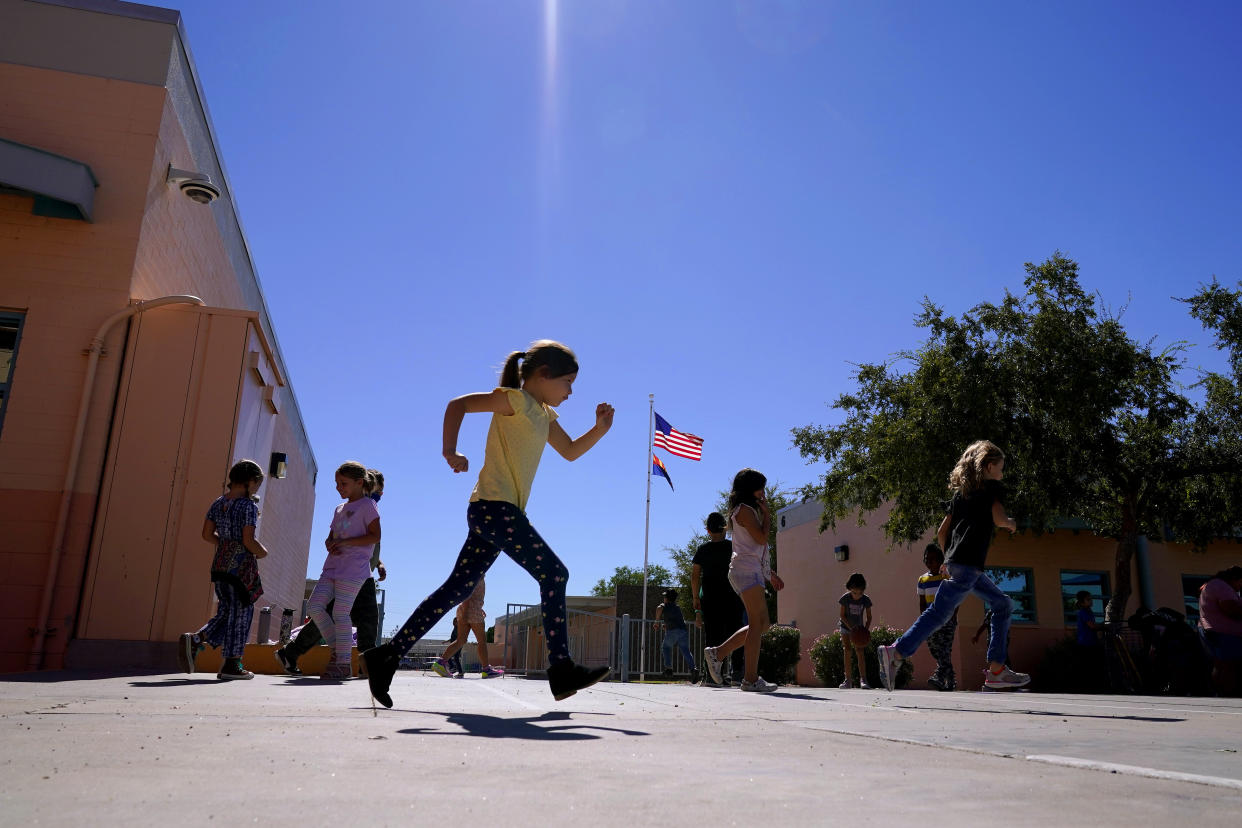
0, 670, 167, 684
894, 704, 1184, 723
128, 678, 225, 687
396, 710, 650, 740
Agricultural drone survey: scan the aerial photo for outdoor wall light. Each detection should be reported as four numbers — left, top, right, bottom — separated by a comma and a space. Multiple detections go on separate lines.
269, 452, 288, 479
834, 544, 849, 562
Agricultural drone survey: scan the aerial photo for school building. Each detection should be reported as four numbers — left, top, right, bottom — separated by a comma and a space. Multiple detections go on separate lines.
0, 0, 316, 673
776, 499, 1242, 689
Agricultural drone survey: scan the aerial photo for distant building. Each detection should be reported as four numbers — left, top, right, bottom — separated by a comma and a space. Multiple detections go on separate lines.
0, 0, 316, 672
776, 499, 1241, 689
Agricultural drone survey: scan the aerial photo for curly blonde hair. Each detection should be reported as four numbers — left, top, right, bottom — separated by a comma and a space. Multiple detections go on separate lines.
948, 440, 1005, 496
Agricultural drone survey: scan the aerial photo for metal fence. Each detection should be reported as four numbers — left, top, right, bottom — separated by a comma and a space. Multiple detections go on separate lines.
501, 604, 706, 681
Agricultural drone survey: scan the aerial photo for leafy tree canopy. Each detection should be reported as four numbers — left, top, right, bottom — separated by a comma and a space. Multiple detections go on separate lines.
793, 254, 1242, 620
590, 563, 672, 597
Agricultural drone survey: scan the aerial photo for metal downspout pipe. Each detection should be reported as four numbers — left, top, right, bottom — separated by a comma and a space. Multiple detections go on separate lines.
28, 295, 205, 671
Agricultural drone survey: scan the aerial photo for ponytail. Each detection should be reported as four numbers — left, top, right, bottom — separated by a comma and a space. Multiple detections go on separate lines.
499, 351, 524, 388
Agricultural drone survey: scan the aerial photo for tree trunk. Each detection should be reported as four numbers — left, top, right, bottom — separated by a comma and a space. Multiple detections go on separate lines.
1107, 498, 1140, 624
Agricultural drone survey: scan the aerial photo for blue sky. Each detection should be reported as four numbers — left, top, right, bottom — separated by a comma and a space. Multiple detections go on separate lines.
173, 0, 1242, 638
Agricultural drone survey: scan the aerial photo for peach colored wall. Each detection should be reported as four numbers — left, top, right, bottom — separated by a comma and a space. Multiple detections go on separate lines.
0, 64, 164, 671
778, 502, 1242, 689
0, 38, 315, 670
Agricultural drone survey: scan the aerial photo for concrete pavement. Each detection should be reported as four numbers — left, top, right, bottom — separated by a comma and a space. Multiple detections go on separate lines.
1, 670, 1239, 826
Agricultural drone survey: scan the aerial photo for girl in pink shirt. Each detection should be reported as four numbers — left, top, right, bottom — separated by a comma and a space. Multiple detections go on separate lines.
308, 462, 381, 680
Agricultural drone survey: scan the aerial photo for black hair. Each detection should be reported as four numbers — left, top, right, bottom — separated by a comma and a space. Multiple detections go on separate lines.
705, 512, 726, 533
227, 459, 264, 487
499, 340, 578, 389
1076, 590, 1092, 602
1213, 565, 1242, 583
664, 589, 678, 602
846, 573, 867, 591
923, 543, 944, 563
728, 468, 767, 512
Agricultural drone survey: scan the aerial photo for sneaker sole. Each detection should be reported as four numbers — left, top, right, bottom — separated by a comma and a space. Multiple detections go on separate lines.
274, 650, 302, 677
704, 650, 723, 684
217, 672, 254, 681
552, 667, 610, 702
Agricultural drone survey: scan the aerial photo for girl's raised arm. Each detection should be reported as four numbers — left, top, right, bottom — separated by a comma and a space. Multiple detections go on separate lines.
546, 402, 614, 461
443, 389, 515, 472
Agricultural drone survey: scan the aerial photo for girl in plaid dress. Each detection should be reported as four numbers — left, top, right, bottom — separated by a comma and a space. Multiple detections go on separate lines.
179, 460, 268, 680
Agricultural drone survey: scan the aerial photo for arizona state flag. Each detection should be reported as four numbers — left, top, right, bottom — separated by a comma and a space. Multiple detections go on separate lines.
652, 454, 674, 491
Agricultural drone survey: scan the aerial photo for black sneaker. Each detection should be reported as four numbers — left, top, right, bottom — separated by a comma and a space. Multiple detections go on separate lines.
927, 673, 946, 691
217, 660, 254, 680
661, 668, 674, 678
547, 660, 610, 701
273, 647, 302, 677
362, 643, 399, 709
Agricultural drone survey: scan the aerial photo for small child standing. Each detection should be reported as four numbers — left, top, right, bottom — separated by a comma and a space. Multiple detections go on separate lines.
308, 462, 381, 681
919, 544, 957, 691
432, 577, 503, 678
1076, 591, 1099, 647
180, 459, 268, 680
838, 574, 873, 689
655, 589, 697, 680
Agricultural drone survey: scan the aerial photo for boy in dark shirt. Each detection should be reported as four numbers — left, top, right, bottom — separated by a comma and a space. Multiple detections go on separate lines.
691, 513, 745, 684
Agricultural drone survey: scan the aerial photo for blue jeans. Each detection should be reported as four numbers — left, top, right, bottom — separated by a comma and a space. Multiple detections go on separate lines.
895, 564, 1012, 666
662, 627, 695, 671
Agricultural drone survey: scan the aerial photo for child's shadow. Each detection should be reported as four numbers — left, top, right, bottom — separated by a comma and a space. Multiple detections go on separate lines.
130, 678, 223, 687
397, 710, 649, 741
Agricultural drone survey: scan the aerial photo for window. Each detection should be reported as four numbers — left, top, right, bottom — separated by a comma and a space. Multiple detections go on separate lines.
1060, 570, 1110, 624
0, 312, 25, 439
984, 567, 1037, 624
1182, 575, 1211, 623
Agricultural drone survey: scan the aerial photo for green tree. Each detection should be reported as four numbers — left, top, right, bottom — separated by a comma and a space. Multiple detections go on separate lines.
793, 254, 1242, 622
590, 563, 672, 597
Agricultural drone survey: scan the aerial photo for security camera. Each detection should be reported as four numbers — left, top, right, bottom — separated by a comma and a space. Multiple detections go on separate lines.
166, 165, 221, 205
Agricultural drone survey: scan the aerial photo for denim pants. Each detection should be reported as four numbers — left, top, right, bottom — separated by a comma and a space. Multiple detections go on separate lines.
896, 564, 1012, 666
662, 627, 695, 670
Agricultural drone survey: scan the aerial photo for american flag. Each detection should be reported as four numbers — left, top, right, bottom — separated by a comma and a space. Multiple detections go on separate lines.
653, 412, 703, 461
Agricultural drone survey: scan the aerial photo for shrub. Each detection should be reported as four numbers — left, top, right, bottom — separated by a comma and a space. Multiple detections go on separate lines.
758, 624, 801, 684
1034, 634, 1106, 693
809, 625, 913, 688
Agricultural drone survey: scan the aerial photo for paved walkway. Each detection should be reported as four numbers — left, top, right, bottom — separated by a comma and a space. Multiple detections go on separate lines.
2, 670, 1240, 826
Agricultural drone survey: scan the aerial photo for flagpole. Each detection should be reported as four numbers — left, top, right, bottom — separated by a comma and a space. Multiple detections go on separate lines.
640, 393, 653, 682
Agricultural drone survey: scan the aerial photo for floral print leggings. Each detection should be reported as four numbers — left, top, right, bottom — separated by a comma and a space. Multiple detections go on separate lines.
389, 500, 570, 664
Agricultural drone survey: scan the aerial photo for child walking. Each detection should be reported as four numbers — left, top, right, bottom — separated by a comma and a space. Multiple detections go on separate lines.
180, 459, 268, 680
363, 340, 614, 707
919, 544, 957, 691
838, 573, 872, 689
432, 577, 503, 678
878, 441, 1028, 691
654, 589, 697, 680
702, 469, 785, 693
308, 462, 382, 680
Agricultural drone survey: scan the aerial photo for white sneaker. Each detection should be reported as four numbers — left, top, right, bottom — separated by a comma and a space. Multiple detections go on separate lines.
703, 646, 723, 684
876, 644, 903, 691
859, 679, 872, 689
983, 666, 1031, 689
740, 677, 778, 693
838, 679, 853, 689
